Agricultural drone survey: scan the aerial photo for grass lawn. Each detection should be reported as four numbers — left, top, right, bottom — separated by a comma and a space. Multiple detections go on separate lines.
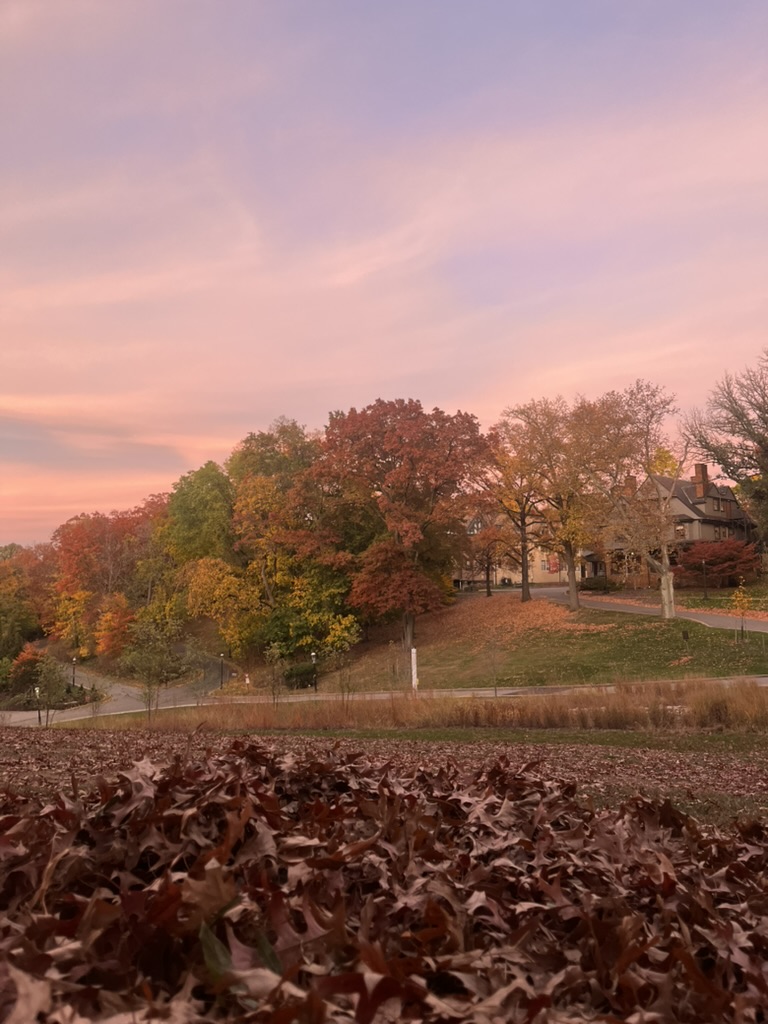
342, 594, 768, 691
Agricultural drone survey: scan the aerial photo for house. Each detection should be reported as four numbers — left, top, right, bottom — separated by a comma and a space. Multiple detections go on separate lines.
662, 464, 753, 544
587, 464, 755, 583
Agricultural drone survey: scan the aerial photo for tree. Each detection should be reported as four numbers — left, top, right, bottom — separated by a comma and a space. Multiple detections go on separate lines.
685, 351, 768, 539
674, 540, 761, 589
316, 399, 488, 649
163, 462, 237, 565
465, 513, 520, 597
0, 557, 39, 661
226, 420, 354, 659
226, 417, 319, 486
119, 614, 192, 721
185, 557, 268, 658
572, 381, 685, 620
495, 398, 593, 611
35, 654, 68, 727
484, 428, 550, 602
93, 593, 135, 659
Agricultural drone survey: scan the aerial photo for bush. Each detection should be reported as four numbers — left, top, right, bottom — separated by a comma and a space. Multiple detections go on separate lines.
578, 577, 622, 593
283, 662, 318, 690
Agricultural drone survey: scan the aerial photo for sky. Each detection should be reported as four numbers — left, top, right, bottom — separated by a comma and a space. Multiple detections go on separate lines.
2, 1, 767, 545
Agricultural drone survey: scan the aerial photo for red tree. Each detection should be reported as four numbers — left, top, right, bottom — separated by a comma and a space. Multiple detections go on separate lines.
317, 399, 488, 648
674, 540, 761, 588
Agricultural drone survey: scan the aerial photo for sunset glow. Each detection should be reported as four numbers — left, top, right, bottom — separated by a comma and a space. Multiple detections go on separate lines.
3, 1, 768, 543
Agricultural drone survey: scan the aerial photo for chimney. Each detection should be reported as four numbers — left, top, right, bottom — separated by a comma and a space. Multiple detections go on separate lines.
692, 463, 708, 499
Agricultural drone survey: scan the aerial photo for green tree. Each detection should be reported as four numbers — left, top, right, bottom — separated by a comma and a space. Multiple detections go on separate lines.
35, 654, 68, 726
226, 417, 319, 486
163, 462, 237, 565
119, 614, 193, 721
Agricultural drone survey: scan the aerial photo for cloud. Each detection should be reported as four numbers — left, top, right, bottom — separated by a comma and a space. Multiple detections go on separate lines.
2, 3, 767, 542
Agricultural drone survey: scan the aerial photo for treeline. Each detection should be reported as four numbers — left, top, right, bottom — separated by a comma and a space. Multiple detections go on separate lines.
2, 353, 768, 675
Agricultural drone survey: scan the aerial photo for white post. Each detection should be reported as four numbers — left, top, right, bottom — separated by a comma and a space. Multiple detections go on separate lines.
411, 647, 419, 693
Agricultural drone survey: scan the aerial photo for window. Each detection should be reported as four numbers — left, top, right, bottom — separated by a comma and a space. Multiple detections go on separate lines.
714, 526, 721, 540
713, 498, 721, 512
675, 524, 686, 539
541, 560, 548, 572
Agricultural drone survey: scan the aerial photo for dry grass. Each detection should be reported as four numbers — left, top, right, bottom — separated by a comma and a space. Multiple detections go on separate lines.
75, 678, 768, 734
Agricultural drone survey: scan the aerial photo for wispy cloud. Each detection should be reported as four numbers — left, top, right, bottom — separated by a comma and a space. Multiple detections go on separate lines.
2, 2, 767, 541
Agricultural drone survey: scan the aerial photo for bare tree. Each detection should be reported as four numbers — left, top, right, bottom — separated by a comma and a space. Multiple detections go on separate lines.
685, 351, 768, 540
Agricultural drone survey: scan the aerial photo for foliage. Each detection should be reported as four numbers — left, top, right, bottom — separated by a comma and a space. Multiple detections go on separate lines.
51, 588, 97, 658
572, 380, 685, 619
226, 416, 319, 485
33, 653, 69, 724
283, 662, 318, 689
318, 398, 487, 647
7, 643, 45, 694
4, 647, 69, 716
4, 741, 768, 1020
119, 613, 195, 719
163, 461, 237, 565
185, 557, 267, 658
0, 557, 39, 660
674, 539, 761, 588
93, 592, 135, 658
484, 426, 551, 602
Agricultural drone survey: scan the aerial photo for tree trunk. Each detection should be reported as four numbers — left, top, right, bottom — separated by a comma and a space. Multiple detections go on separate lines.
562, 542, 580, 611
402, 612, 415, 651
519, 511, 531, 603
484, 557, 492, 597
658, 544, 676, 619
644, 547, 676, 619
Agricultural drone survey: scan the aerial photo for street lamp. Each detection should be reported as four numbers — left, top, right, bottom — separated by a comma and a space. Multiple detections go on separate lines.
310, 651, 317, 692
34, 686, 41, 726
219, 653, 224, 689
72, 657, 76, 687
701, 560, 708, 601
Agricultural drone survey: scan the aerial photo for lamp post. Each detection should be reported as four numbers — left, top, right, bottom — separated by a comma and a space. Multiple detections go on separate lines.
310, 651, 317, 692
72, 657, 76, 687
702, 560, 708, 601
34, 686, 41, 726
219, 653, 224, 689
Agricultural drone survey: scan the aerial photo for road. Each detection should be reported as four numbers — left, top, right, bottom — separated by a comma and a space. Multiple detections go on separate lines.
5, 591, 767, 727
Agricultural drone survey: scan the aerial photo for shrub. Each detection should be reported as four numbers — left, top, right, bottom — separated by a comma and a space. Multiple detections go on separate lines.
283, 662, 318, 690
579, 577, 622, 593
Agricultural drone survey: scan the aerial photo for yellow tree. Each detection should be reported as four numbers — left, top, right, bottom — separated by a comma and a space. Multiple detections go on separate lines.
572, 381, 686, 620
485, 429, 551, 602
495, 398, 593, 610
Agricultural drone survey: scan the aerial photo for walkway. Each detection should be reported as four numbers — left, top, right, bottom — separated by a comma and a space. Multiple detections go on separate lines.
534, 585, 768, 633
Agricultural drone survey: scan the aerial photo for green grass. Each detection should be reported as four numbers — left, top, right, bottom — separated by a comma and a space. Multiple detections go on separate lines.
410, 612, 768, 690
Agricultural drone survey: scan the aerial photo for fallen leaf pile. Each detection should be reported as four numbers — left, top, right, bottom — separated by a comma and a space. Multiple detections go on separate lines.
2, 740, 768, 1021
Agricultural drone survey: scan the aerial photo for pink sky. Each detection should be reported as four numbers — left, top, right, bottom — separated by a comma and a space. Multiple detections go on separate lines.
2, 1, 768, 544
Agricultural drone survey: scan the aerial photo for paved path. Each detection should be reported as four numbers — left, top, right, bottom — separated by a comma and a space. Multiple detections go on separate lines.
534, 585, 768, 632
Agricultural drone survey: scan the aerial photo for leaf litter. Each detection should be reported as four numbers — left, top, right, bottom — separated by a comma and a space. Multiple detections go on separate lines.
2, 730, 768, 1021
